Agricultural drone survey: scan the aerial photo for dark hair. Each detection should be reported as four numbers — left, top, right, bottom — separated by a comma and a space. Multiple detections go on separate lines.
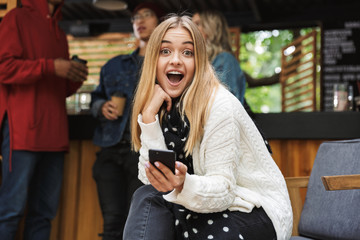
132, 2, 165, 20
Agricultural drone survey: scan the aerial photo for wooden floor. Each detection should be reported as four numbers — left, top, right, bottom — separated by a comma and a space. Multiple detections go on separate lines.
5, 139, 325, 239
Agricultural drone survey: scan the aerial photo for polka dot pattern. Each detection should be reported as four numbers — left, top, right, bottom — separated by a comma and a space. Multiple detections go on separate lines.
161, 99, 194, 174
172, 205, 255, 240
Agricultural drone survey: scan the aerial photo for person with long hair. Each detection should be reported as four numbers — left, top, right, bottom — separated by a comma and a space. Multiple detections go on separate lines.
123, 15, 292, 240
193, 10, 274, 154
192, 10, 246, 104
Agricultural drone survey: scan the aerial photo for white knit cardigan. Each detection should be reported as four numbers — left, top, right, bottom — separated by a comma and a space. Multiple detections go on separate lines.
137, 86, 293, 240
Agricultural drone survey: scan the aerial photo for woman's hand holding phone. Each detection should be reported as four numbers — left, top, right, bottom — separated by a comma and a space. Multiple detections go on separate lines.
145, 149, 187, 193
142, 84, 172, 124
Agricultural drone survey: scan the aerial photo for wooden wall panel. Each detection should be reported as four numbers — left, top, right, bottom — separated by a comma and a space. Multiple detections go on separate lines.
75, 140, 102, 240
269, 139, 325, 177
56, 140, 82, 240
50, 140, 102, 240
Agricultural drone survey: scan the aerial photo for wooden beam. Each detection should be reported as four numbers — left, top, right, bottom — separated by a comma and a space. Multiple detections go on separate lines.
285, 176, 309, 236
322, 174, 360, 191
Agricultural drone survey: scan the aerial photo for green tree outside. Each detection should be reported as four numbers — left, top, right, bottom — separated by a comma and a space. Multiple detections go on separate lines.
240, 28, 319, 113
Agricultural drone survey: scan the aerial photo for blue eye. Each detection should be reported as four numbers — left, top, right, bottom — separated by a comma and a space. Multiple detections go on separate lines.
183, 50, 193, 56
160, 49, 170, 55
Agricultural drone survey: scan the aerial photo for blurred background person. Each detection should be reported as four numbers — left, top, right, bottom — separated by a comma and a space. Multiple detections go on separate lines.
192, 9, 246, 104
0, 0, 88, 239
192, 10, 273, 153
90, 2, 164, 240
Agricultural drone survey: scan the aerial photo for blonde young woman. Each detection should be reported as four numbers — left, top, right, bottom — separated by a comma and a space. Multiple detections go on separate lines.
123, 15, 292, 240
192, 10, 246, 104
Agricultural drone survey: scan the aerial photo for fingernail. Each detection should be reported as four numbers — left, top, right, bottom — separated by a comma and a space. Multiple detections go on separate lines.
176, 162, 181, 167
155, 162, 160, 167
145, 162, 150, 168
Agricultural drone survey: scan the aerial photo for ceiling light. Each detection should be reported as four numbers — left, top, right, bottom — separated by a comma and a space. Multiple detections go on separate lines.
93, 0, 128, 11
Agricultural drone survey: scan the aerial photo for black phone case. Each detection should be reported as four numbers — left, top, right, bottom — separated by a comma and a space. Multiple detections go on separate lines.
149, 149, 176, 174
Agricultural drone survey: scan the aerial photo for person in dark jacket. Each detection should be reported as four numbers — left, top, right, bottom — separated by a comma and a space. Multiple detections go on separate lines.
0, 0, 88, 239
90, 2, 164, 240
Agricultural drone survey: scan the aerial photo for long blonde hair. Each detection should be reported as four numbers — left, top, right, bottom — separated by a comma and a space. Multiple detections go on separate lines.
131, 15, 220, 155
198, 10, 233, 61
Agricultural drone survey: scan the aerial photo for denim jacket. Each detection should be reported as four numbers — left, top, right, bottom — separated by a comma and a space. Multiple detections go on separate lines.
212, 52, 246, 104
90, 49, 142, 147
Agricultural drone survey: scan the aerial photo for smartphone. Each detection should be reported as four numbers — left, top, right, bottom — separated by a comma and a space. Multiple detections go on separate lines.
149, 149, 176, 174
71, 55, 87, 65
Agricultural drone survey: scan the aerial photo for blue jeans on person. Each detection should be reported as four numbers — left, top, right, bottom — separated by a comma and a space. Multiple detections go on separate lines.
0, 117, 64, 240
123, 185, 175, 240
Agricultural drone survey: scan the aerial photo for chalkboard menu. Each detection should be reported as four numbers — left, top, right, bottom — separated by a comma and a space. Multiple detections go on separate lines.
322, 19, 360, 111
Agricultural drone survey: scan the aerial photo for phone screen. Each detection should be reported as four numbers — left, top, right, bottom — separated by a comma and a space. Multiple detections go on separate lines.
149, 149, 176, 174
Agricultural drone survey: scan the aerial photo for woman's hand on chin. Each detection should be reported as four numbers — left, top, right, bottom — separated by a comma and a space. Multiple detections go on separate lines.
142, 84, 172, 124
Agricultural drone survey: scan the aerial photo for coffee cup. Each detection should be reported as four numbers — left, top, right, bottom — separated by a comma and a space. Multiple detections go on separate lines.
111, 92, 126, 116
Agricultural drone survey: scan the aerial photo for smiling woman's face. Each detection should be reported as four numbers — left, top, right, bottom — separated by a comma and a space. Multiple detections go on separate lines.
156, 26, 195, 98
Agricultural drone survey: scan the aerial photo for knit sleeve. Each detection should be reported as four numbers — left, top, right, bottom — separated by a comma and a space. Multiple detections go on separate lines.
137, 114, 168, 184
163, 94, 241, 213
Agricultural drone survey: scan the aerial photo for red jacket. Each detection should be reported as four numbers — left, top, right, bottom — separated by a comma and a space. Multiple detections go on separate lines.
0, 0, 81, 166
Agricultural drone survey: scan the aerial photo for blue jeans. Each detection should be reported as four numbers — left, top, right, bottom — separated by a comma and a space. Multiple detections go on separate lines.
0, 117, 64, 240
123, 185, 175, 240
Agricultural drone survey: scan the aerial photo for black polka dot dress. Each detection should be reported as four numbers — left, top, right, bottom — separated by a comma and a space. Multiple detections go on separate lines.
172, 206, 247, 239
170, 204, 276, 240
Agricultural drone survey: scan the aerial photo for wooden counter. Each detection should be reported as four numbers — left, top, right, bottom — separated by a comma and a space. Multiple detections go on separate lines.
253, 111, 360, 140
68, 111, 360, 140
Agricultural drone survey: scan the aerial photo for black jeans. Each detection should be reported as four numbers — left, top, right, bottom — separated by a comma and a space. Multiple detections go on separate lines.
93, 144, 143, 240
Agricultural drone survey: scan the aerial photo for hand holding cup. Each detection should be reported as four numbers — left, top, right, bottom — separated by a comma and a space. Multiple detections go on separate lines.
111, 92, 126, 116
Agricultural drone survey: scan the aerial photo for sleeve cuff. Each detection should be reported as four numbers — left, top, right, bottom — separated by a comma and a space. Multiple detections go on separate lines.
91, 99, 106, 118
138, 114, 164, 141
163, 173, 196, 203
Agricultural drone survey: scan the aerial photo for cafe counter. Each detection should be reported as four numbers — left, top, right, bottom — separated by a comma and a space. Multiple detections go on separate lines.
69, 111, 360, 140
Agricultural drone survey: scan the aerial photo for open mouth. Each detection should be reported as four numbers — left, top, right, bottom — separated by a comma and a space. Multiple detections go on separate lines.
167, 71, 184, 84
137, 26, 145, 32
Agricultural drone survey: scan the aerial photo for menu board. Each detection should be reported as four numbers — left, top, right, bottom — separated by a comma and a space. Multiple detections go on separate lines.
322, 20, 360, 111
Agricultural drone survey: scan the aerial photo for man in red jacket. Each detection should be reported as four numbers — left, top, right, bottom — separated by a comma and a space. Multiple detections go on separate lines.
0, 0, 88, 239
